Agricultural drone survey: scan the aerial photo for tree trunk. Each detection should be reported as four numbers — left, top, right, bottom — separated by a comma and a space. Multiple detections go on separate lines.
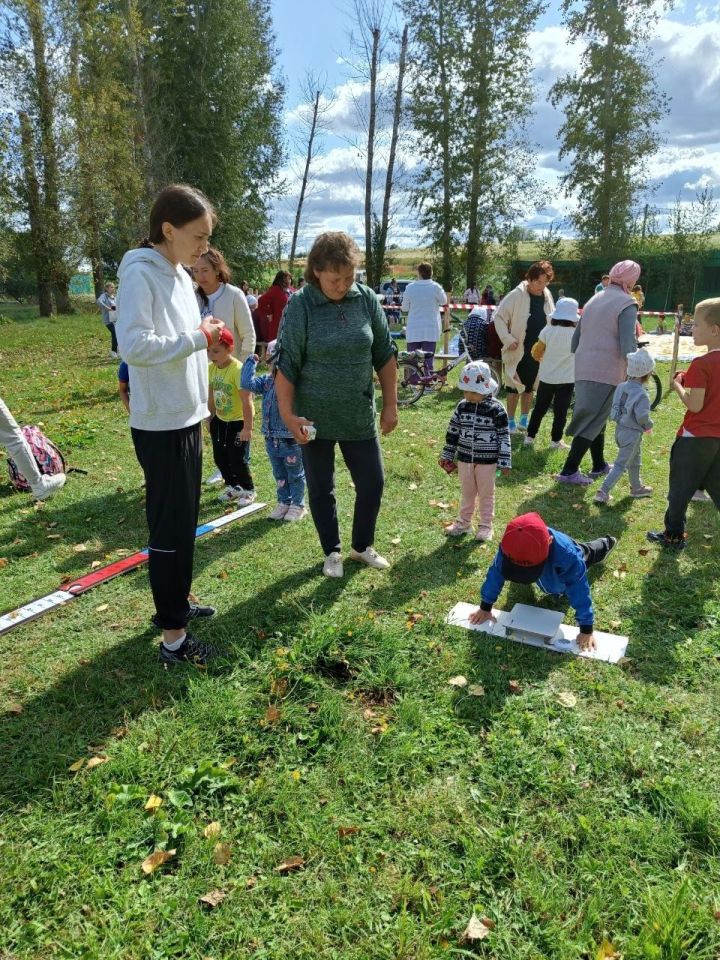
364, 26, 380, 288
599, 30, 614, 257
123, 0, 156, 200
54, 279, 73, 314
465, 15, 491, 288
376, 24, 408, 285
289, 88, 321, 272
437, 2, 453, 290
18, 111, 52, 316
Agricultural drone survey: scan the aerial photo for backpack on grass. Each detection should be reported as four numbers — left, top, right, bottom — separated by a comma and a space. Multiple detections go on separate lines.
7, 425, 66, 493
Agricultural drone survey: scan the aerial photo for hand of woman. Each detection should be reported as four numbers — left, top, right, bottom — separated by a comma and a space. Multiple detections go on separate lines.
380, 404, 399, 436
199, 316, 224, 344
286, 415, 315, 445
508, 338, 519, 350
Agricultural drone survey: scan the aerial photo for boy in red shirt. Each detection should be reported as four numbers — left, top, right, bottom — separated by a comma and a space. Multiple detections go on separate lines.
648, 298, 720, 548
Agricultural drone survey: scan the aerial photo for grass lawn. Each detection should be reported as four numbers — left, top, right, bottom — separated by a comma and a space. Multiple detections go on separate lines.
1, 306, 719, 960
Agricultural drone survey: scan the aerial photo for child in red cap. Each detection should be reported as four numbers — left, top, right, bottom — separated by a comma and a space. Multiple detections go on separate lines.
207, 327, 256, 504
468, 512, 616, 650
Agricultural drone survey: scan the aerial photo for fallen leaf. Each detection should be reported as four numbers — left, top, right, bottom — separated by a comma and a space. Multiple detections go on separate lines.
265, 705, 281, 724
595, 939, 622, 959
391, 537, 401, 545
0, 558, 7, 568
86, 756, 108, 770
462, 913, 493, 942
218, 570, 229, 580
638, 548, 649, 556
144, 794, 163, 812
73, 543, 88, 553
610, 620, 622, 629
704, 534, 713, 540
68, 758, 86, 772
91, 561, 102, 569
556, 691, 577, 708
468, 685, 485, 697
6, 702, 23, 714
47, 534, 61, 540
275, 855, 305, 873
213, 842, 232, 865
270, 677, 288, 698
141, 849, 176, 874
95, 604, 109, 612
338, 825, 360, 838
199, 889, 226, 909
409, 482, 418, 490
448, 675, 468, 688
204, 821, 222, 839
246, 876, 258, 889
508, 680, 522, 695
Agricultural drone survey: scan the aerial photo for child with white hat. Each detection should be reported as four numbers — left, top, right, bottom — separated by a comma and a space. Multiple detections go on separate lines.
524, 297, 579, 450
594, 347, 655, 503
439, 360, 511, 540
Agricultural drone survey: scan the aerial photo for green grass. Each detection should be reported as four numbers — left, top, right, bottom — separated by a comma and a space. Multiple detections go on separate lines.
1, 306, 720, 959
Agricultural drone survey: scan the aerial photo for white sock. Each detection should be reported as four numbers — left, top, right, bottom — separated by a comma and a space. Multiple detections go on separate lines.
162, 633, 186, 651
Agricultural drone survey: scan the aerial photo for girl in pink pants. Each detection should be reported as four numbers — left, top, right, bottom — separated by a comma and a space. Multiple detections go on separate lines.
438, 360, 512, 541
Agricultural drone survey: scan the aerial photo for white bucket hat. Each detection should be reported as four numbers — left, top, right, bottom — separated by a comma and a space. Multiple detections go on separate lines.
460, 360, 498, 397
626, 347, 655, 378
551, 297, 580, 322
246, 294, 258, 308
467, 305, 488, 320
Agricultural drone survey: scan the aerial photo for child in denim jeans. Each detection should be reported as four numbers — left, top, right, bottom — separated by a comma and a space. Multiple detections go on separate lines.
241, 340, 307, 521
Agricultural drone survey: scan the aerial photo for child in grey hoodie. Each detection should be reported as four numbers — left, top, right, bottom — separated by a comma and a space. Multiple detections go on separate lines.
595, 348, 655, 503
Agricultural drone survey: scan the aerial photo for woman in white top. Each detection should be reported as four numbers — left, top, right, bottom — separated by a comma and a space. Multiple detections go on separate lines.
464, 285, 480, 305
401, 262, 448, 379
117, 184, 224, 668
194, 247, 256, 361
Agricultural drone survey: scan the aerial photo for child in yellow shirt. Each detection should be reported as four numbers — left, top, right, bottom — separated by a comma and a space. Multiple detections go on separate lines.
208, 328, 256, 504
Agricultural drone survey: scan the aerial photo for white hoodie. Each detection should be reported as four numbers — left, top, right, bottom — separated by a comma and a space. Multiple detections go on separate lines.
116, 248, 209, 431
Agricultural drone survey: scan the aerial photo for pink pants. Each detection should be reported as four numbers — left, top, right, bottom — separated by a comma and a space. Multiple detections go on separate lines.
457, 461, 496, 532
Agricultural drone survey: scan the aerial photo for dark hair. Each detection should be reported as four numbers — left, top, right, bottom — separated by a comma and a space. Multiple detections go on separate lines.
551, 318, 577, 327
526, 260, 554, 282
272, 270, 290, 288
141, 184, 217, 247
304, 232, 361, 286
195, 247, 231, 306
417, 262, 433, 279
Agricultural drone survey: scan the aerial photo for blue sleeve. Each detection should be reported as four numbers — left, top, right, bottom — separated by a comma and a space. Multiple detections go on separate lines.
240, 357, 268, 395
118, 362, 129, 383
480, 549, 506, 606
556, 543, 594, 626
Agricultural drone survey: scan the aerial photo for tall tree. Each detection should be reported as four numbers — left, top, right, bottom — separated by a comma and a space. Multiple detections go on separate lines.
550, 0, 667, 260
661, 188, 719, 309
288, 72, 335, 272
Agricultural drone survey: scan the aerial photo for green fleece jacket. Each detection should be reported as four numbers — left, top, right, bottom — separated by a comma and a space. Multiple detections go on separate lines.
275, 282, 395, 441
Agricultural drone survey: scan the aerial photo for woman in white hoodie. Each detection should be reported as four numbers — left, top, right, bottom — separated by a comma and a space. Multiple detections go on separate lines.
116, 184, 224, 667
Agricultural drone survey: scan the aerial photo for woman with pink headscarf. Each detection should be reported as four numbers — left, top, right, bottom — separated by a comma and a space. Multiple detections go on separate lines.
556, 260, 641, 485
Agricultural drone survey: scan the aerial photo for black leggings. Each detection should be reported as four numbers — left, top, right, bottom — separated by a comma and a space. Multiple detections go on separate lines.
560, 431, 607, 476
665, 437, 720, 536
301, 437, 384, 555
527, 381, 574, 442
107, 323, 118, 353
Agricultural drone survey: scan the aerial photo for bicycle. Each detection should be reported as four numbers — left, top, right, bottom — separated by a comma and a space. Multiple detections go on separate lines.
637, 340, 663, 409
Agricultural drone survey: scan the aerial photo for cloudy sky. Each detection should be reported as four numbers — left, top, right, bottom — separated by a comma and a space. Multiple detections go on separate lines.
270, 0, 720, 250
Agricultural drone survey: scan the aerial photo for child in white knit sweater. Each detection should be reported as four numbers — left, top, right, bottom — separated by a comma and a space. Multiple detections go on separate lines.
524, 298, 579, 450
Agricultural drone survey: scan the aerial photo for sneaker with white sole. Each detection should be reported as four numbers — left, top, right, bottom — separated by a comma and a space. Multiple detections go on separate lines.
630, 484, 653, 498
234, 488, 257, 506
523, 435, 535, 447
284, 505, 307, 521
476, 526, 494, 541
218, 486, 236, 503
594, 489, 611, 504
692, 490, 712, 502
159, 633, 217, 667
268, 503, 290, 520
205, 469, 224, 485
322, 551, 344, 578
444, 520, 470, 536
350, 546, 390, 570
550, 440, 571, 450
33, 473, 66, 501
508, 419, 518, 434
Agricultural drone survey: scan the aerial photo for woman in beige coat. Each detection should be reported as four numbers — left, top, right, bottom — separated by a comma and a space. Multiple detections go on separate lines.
493, 261, 555, 432
194, 248, 256, 361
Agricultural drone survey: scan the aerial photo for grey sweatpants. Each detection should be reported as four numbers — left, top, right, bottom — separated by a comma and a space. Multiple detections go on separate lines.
0, 397, 44, 494
600, 426, 644, 494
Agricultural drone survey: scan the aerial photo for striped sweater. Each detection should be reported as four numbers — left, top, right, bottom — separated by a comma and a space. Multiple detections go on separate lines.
441, 398, 511, 467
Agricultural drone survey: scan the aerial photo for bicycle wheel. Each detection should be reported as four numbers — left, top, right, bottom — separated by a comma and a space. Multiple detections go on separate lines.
396, 360, 426, 406
649, 372, 662, 410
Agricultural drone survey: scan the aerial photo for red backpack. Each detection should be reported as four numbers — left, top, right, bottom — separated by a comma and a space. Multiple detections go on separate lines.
7, 425, 66, 493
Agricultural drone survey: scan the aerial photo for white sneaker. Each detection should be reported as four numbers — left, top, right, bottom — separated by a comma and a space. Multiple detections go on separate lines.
350, 546, 390, 570
205, 469, 224, 485
523, 435, 535, 447
33, 473, 66, 501
268, 503, 290, 520
218, 486, 236, 503
234, 488, 257, 506
109, 350, 119, 359
550, 440, 571, 450
476, 526, 494, 541
284, 505, 307, 521
322, 551, 344, 578
692, 490, 712, 502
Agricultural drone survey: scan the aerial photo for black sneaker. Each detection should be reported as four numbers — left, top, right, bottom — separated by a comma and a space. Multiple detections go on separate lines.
646, 530, 687, 550
159, 633, 217, 667
187, 603, 216, 621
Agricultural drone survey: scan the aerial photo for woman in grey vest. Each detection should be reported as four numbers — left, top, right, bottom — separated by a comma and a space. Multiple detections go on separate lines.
555, 260, 641, 485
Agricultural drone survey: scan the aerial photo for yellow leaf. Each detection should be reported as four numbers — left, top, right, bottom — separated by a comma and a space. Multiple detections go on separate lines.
6, 702, 23, 714
291, 770, 301, 781
391, 537, 401, 545
218, 570, 229, 580
73, 543, 88, 553
213, 842, 232, 865
86, 756, 108, 770
409, 482, 418, 490
144, 794, 163, 812
0, 558, 7, 568
68, 759, 85, 772
141, 849, 176, 874
447, 675, 468, 688
556, 691, 577, 709
468, 685, 485, 697
91, 561, 102, 570
275, 855, 305, 873
199, 888, 226, 909
595, 939, 622, 960
203, 821, 222, 839
463, 913, 493, 942
95, 604, 109, 612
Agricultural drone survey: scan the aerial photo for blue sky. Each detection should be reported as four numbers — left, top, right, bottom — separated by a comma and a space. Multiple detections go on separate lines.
270, 0, 720, 249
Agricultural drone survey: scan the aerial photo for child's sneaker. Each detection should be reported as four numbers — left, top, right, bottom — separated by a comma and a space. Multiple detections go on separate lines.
476, 526, 493, 542
218, 485, 236, 503
34, 473, 66, 501
205, 469, 224, 485
523, 435, 535, 447
518, 415, 529, 431
588, 463, 612, 479
269, 503, 290, 520
508, 418, 518, 434
630, 484, 653, 498
234, 488, 257, 506
646, 530, 687, 550
550, 439, 570, 450
284, 505, 307, 521
692, 490, 712, 502
444, 520, 470, 536
350, 546, 390, 570
159, 633, 217, 668
555, 471, 593, 486
322, 551, 344, 578
594, 489, 611, 504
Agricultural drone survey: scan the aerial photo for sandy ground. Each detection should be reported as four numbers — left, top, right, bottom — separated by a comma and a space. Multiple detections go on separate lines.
643, 332, 706, 362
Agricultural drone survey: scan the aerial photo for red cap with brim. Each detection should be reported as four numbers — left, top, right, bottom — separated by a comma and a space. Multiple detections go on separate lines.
500, 512, 552, 584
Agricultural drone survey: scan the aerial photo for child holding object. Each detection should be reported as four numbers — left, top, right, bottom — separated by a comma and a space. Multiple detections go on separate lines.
648, 298, 720, 549
468, 512, 617, 651
439, 360, 511, 541
241, 340, 307, 521
524, 297, 579, 451
207, 327, 256, 506
595, 348, 655, 504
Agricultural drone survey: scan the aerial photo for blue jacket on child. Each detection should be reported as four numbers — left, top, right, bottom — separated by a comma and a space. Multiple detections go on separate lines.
480, 527, 594, 628
241, 357, 293, 439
